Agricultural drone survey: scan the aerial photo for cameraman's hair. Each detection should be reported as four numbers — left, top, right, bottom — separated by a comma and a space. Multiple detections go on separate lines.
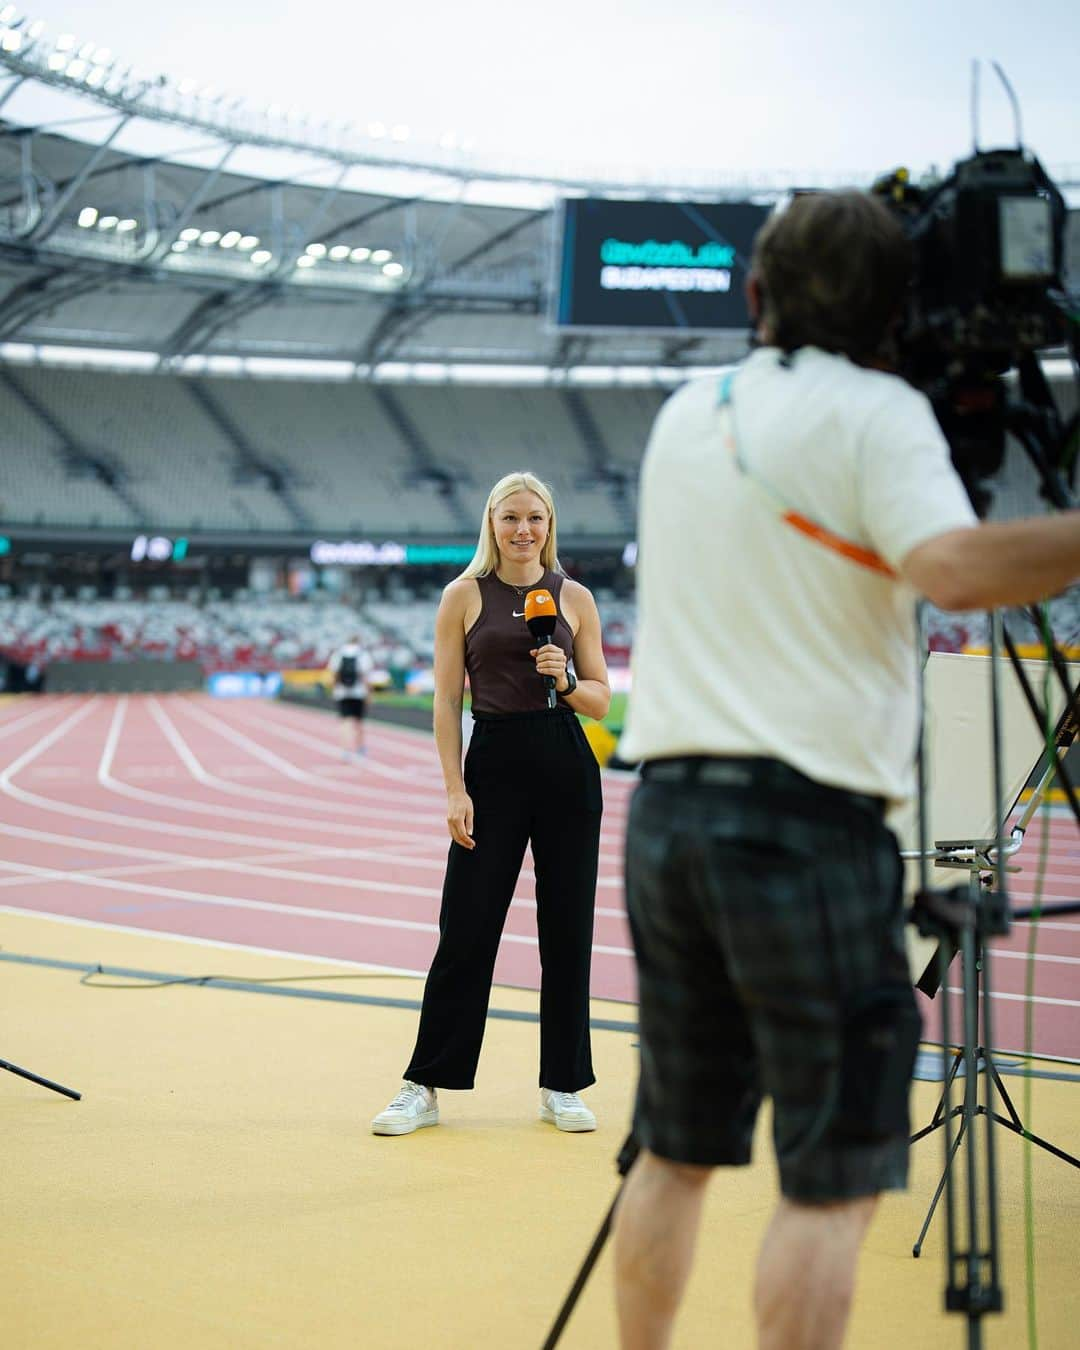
752, 192, 911, 362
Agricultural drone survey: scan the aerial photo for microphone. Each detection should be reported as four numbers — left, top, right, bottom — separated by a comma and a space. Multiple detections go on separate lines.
524, 588, 558, 709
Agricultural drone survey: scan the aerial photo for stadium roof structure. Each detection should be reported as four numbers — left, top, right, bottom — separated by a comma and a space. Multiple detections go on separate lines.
1, 14, 1077, 378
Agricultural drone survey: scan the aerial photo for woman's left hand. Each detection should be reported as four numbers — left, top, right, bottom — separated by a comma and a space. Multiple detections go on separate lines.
530, 642, 569, 694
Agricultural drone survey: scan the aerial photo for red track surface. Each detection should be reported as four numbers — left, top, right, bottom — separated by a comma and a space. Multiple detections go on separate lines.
1, 694, 1077, 1060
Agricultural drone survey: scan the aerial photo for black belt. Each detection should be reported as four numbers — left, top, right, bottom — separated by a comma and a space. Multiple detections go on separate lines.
640, 755, 886, 821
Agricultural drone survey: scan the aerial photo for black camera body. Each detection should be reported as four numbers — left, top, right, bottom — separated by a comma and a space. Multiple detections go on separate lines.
875, 149, 1075, 514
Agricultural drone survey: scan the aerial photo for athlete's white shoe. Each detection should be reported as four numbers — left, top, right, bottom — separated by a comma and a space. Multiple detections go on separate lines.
540, 1089, 596, 1133
371, 1081, 439, 1136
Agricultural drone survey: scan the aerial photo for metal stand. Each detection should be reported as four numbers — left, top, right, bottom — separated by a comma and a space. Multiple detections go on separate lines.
0, 1056, 81, 1100
909, 942, 1080, 1260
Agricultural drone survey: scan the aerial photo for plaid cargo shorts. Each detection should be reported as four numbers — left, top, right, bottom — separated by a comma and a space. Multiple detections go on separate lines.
625, 756, 920, 1203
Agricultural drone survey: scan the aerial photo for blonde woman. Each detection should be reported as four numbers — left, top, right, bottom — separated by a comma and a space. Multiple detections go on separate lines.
372, 471, 611, 1135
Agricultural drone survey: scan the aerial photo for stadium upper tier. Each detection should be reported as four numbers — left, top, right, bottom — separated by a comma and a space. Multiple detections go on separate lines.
0, 364, 662, 537
0, 117, 762, 370
1, 24, 1076, 372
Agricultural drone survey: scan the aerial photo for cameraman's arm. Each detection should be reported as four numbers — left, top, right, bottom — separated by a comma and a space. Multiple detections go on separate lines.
901, 514, 1080, 612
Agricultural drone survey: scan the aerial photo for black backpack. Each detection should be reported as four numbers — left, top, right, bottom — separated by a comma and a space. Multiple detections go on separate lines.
338, 652, 358, 686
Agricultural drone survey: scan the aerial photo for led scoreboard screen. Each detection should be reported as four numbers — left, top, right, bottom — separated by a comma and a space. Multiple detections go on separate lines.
554, 197, 771, 332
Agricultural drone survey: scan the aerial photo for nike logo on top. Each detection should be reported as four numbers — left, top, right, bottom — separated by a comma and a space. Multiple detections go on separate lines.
512, 610, 526, 618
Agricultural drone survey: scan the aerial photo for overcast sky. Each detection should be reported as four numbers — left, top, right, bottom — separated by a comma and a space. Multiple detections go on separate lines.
10, 0, 1080, 184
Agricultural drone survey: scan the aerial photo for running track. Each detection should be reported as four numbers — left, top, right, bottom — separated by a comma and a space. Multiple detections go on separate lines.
1, 694, 1077, 1061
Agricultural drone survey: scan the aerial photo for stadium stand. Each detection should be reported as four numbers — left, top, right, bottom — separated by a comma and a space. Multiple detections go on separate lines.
0, 367, 654, 537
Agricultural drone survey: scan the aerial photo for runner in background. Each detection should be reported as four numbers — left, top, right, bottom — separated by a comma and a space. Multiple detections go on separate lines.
327, 633, 374, 761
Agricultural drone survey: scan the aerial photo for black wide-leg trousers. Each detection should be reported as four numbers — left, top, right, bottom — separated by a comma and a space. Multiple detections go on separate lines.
405, 708, 602, 1092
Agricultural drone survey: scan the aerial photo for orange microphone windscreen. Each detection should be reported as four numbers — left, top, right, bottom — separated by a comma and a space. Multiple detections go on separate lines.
524, 588, 558, 644
524, 589, 556, 624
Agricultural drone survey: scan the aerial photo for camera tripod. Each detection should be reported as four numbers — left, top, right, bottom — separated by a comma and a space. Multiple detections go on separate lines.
908, 830, 1080, 1265
0, 1056, 81, 1100
902, 615, 1080, 1346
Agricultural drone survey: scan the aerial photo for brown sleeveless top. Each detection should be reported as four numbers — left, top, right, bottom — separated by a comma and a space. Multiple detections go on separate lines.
465, 569, 575, 715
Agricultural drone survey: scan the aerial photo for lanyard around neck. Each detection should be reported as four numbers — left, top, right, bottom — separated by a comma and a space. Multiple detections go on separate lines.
717, 368, 897, 580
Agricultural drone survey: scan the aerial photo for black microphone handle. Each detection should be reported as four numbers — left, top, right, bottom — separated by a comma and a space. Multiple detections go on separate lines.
528, 623, 558, 708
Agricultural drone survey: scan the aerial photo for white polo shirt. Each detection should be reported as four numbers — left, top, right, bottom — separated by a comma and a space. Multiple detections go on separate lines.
619, 346, 978, 803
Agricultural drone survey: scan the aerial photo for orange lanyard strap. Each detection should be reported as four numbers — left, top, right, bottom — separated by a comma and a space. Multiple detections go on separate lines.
717, 370, 897, 580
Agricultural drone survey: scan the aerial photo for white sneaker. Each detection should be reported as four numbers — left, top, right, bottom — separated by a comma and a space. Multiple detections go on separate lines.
540, 1088, 596, 1133
371, 1081, 439, 1136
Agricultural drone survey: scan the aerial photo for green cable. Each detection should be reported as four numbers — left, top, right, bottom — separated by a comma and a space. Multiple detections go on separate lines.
1022, 611, 1055, 1350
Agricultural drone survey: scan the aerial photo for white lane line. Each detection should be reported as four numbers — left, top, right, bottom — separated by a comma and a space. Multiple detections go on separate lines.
0, 860, 635, 957
160, 696, 623, 874
239, 697, 440, 769
943, 984, 1080, 1010
0, 699, 74, 745
0, 696, 98, 781
94, 698, 439, 848
993, 948, 1080, 965
156, 697, 447, 821
176, 696, 629, 869
0, 904, 428, 977
177, 697, 447, 805
0, 839, 432, 888
0, 700, 442, 857
0, 815, 630, 920
226, 696, 635, 821
151, 699, 622, 879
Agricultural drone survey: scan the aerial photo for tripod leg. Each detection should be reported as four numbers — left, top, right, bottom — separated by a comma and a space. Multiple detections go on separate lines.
982, 1059, 1080, 1165
984, 1110, 1080, 1167
913, 1114, 967, 1259
541, 1185, 622, 1349
0, 1057, 81, 1101
910, 1050, 966, 1145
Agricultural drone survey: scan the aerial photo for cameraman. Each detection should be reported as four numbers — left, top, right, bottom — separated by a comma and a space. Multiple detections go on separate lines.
613, 190, 1080, 1350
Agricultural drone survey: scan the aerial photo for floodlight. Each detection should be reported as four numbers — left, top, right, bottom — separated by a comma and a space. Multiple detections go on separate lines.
85, 68, 105, 88
77, 207, 98, 228
305, 242, 327, 258
1, 31, 23, 52
329, 245, 350, 261
178, 227, 200, 242
350, 247, 371, 263
116, 218, 138, 232
77, 41, 94, 60
219, 230, 242, 248
27, 19, 43, 38
55, 33, 75, 51
171, 240, 189, 253
0, 6, 16, 23
296, 255, 317, 268
237, 235, 259, 250
368, 121, 386, 138
95, 47, 111, 63
382, 262, 404, 277
250, 249, 272, 265
370, 248, 392, 264
198, 230, 221, 245
178, 78, 198, 96
97, 215, 119, 230
65, 57, 86, 78
391, 125, 409, 142
47, 52, 66, 70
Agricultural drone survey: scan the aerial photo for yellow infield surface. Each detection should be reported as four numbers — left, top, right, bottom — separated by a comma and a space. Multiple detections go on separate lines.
2, 909, 1078, 1349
